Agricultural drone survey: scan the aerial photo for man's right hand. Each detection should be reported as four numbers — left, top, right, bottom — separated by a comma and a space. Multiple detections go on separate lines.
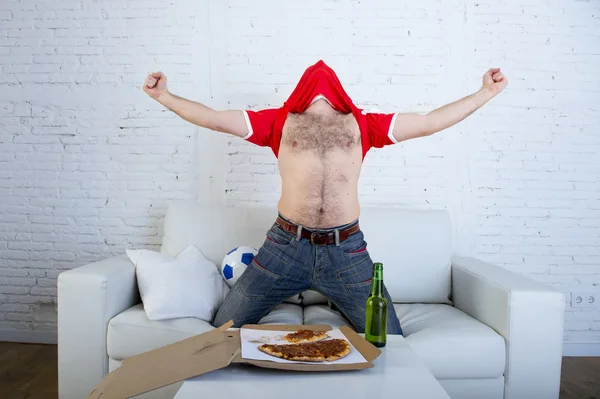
141, 71, 249, 138
143, 72, 168, 101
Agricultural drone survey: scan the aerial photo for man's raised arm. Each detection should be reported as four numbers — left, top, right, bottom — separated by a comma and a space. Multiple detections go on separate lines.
390, 68, 508, 142
143, 72, 249, 138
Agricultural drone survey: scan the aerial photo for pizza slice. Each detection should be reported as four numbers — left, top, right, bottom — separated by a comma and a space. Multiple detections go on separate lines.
258, 338, 351, 362
283, 329, 328, 343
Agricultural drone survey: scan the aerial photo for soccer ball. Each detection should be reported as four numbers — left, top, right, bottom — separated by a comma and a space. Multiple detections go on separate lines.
221, 246, 258, 287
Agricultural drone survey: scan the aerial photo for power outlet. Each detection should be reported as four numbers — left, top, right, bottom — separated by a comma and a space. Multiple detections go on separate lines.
571, 292, 598, 308
586, 294, 596, 306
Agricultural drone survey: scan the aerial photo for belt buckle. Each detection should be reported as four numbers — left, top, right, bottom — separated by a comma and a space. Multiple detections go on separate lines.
310, 232, 328, 246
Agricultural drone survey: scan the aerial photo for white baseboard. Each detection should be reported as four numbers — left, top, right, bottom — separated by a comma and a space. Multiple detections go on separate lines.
563, 343, 600, 357
0, 328, 57, 344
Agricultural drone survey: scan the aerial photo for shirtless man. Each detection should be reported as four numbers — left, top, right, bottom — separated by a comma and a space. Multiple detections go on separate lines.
143, 60, 507, 334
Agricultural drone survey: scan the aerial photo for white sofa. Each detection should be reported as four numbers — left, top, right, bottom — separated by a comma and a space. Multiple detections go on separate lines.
58, 201, 565, 399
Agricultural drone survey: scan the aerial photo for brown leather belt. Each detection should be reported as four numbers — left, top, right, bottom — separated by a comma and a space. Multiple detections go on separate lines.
276, 216, 360, 246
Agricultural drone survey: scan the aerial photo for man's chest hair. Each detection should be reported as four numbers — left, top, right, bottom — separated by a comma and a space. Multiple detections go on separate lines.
281, 113, 360, 155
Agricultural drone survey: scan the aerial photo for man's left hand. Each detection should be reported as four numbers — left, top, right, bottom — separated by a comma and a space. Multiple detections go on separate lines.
482, 68, 508, 95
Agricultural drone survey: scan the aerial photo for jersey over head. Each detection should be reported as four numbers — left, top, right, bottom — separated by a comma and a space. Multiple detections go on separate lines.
243, 60, 398, 159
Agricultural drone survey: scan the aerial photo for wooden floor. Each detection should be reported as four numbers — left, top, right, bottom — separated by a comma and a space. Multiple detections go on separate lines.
0, 342, 598, 398
560, 356, 600, 399
0, 343, 58, 399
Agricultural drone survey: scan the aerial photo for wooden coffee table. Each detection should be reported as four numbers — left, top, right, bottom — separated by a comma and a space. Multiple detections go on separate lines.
174, 335, 450, 399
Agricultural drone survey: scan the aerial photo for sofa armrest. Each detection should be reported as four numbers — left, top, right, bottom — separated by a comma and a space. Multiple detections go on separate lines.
451, 256, 565, 399
57, 254, 139, 399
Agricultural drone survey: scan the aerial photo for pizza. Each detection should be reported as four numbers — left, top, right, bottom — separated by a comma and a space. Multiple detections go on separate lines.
283, 329, 328, 343
258, 338, 351, 362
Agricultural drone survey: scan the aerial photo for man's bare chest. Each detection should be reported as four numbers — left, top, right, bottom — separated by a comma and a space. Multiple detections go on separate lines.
281, 113, 360, 154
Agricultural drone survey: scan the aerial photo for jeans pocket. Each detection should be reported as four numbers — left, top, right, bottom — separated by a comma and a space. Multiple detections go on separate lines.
336, 256, 374, 285
265, 224, 294, 247
340, 231, 368, 255
337, 258, 374, 310
238, 246, 289, 299
238, 259, 281, 298
343, 278, 373, 289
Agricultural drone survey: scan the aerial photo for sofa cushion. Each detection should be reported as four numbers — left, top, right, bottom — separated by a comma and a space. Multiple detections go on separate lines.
358, 208, 452, 304
161, 202, 276, 265
107, 303, 214, 360
395, 303, 506, 379
303, 304, 352, 329
257, 303, 304, 325
161, 201, 452, 304
107, 303, 304, 359
301, 290, 329, 305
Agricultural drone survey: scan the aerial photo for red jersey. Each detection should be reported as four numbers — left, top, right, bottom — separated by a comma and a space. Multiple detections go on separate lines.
241, 60, 398, 160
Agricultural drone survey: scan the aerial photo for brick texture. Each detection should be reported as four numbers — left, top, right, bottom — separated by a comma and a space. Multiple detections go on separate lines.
221, 0, 600, 344
1, 0, 598, 343
0, 0, 203, 334
466, 0, 600, 344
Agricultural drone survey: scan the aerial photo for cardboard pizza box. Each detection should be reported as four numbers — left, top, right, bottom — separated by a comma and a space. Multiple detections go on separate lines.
87, 321, 382, 399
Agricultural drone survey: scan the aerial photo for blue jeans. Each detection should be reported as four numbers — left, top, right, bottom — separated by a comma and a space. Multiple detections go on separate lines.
213, 216, 403, 335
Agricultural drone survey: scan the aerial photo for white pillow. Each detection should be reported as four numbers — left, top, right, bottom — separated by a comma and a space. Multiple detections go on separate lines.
126, 245, 229, 322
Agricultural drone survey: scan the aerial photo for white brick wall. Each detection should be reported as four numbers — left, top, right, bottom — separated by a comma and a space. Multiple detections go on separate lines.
0, 0, 208, 337
220, 0, 600, 345
467, 0, 600, 345
1, 0, 599, 345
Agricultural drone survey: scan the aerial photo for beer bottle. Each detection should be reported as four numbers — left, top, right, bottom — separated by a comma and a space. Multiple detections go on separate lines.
365, 262, 387, 347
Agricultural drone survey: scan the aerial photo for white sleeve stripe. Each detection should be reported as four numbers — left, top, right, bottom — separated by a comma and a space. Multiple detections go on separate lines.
387, 113, 399, 144
242, 111, 253, 140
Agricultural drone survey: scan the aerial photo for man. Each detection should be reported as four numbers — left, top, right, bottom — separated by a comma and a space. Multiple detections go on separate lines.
143, 60, 507, 334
